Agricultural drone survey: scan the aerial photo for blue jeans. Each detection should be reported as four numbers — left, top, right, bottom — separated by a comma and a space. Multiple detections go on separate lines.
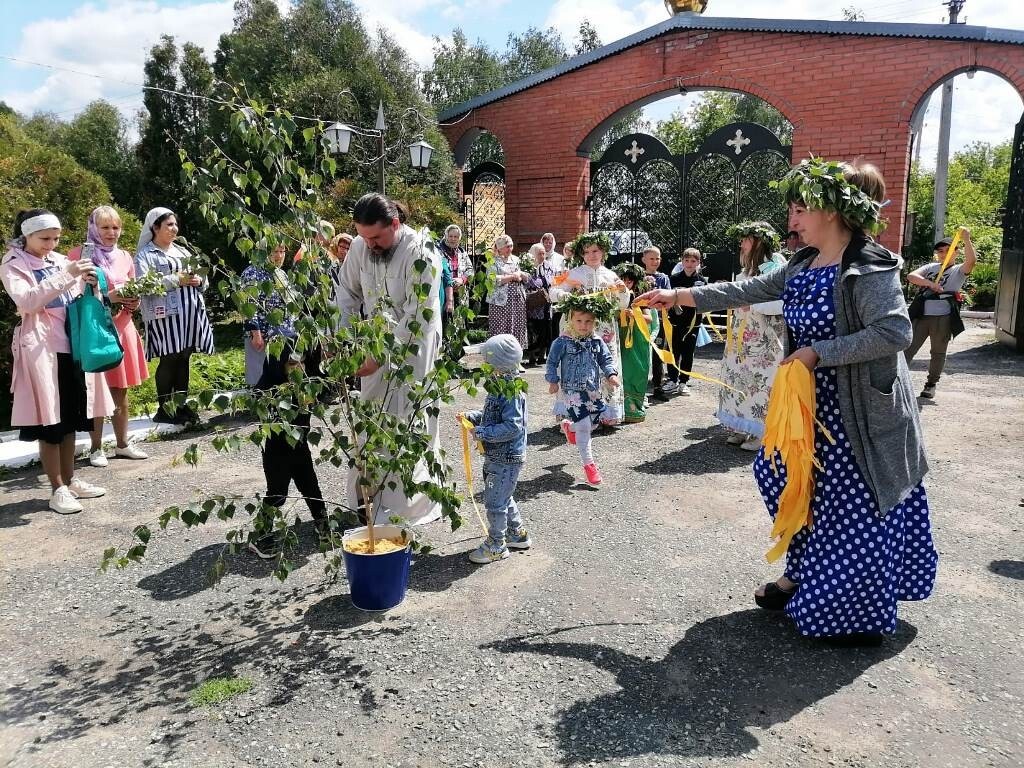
482, 458, 523, 544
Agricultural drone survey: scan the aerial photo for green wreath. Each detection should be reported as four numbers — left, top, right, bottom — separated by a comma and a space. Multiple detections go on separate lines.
726, 221, 781, 253
555, 290, 619, 323
771, 157, 885, 235
612, 261, 654, 294
569, 232, 613, 265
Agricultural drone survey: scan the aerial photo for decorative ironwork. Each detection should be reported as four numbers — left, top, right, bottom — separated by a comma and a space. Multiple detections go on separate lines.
588, 123, 791, 277
589, 134, 681, 264
738, 150, 792, 240
684, 153, 735, 260
1003, 114, 1024, 253
994, 113, 1024, 346
463, 162, 505, 254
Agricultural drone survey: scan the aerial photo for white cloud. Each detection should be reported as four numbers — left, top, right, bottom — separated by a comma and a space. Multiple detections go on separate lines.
5, 1, 234, 116
352, 0, 440, 66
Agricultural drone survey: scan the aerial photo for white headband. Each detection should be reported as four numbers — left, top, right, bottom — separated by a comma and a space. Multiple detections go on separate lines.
20, 214, 62, 237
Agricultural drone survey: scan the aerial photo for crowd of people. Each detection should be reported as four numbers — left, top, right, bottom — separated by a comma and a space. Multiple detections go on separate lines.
3, 153, 984, 646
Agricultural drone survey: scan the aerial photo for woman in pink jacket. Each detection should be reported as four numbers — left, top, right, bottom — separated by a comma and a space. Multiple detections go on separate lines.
2, 209, 113, 514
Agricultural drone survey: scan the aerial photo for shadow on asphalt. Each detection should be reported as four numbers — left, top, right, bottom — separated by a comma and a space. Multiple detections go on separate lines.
407, 548, 480, 592
923, 340, 1024, 378
514, 462, 579, 502
633, 425, 755, 476
136, 520, 325, 601
988, 559, 1024, 581
2, 587, 401, 755
484, 609, 918, 764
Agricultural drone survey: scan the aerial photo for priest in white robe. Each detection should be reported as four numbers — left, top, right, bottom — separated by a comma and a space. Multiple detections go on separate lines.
334, 194, 443, 525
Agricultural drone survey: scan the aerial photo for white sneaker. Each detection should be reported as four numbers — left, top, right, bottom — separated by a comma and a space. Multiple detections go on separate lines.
740, 436, 762, 452
679, 383, 691, 396
68, 477, 106, 499
50, 486, 84, 514
114, 444, 149, 460
88, 449, 109, 467
726, 432, 746, 445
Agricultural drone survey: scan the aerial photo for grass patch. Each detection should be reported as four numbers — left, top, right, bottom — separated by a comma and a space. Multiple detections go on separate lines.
189, 676, 253, 707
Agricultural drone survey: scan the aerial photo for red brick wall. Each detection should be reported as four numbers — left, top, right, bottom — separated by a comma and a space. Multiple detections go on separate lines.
442, 29, 1024, 254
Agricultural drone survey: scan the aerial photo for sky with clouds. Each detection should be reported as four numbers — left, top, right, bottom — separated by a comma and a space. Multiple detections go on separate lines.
1, 0, 1022, 167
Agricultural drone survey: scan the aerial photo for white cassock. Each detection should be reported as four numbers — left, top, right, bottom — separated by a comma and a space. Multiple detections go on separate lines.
334, 224, 443, 525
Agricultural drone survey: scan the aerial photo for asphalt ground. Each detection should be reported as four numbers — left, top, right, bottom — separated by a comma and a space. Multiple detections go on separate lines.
1, 319, 1021, 768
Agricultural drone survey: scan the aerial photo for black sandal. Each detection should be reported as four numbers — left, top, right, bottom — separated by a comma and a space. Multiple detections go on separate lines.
754, 581, 798, 611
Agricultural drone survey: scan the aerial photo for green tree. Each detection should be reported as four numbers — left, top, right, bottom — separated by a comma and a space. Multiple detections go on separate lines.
212, 0, 459, 225
654, 91, 792, 154
60, 100, 141, 210
422, 29, 504, 112
574, 19, 602, 55
137, 35, 215, 221
502, 26, 567, 82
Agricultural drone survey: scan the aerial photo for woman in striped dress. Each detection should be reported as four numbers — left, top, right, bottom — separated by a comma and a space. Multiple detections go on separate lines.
135, 208, 214, 423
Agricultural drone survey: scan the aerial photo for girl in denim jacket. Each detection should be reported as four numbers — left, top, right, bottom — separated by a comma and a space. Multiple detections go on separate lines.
546, 301, 620, 487
459, 334, 531, 564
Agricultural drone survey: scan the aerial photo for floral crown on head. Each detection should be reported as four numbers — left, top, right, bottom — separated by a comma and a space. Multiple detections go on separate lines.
726, 221, 781, 252
612, 261, 654, 294
555, 290, 618, 324
569, 232, 612, 265
771, 157, 885, 235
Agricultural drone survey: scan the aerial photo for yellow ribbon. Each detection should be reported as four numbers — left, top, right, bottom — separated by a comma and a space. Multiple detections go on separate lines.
935, 227, 964, 284
760, 362, 836, 563
704, 313, 726, 342
458, 417, 489, 535
629, 304, 740, 392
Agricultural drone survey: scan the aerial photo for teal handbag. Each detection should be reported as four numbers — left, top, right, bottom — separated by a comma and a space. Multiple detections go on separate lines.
67, 270, 125, 373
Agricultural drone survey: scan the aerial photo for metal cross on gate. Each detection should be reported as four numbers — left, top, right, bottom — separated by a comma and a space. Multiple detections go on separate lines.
726, 129, 751, 155
624, 140, 646, 164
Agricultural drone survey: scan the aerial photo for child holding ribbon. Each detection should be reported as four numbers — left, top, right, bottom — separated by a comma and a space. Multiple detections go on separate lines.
458, 335, 531, 564
546, 293, 621, 487
613, 262, 658, 423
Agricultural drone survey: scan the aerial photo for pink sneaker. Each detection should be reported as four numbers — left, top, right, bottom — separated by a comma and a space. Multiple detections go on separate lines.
561, 419, 577, 446
583, 463, 602, 486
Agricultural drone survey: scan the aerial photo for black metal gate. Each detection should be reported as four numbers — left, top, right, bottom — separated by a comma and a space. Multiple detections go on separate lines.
588, 122, 791, 277
462, 161, 505, 256
995, 112, 1024, 350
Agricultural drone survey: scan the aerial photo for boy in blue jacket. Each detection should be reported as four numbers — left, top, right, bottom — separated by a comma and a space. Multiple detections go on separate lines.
459, 334, 531, 564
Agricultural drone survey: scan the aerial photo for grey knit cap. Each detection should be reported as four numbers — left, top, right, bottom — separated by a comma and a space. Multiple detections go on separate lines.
481, 334, 523, 372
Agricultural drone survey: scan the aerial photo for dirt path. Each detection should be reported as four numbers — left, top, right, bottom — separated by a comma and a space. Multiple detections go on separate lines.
1, 319, 1021, 768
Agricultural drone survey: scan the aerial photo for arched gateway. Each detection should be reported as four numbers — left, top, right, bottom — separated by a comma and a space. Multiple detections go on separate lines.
438, 15, 1024, 257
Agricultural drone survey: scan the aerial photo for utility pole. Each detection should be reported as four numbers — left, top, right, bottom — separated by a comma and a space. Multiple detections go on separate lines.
933, 0, 966, 239
375, 101, 387, 195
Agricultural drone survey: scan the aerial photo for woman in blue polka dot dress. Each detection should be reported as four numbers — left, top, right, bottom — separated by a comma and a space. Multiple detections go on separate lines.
638, 158, 938, 646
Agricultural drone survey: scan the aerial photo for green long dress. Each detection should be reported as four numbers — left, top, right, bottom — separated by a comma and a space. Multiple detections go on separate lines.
619, 306, 659, 423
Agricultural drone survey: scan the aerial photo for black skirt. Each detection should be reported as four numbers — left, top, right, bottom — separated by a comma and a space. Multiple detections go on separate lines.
19, 353, 93, 444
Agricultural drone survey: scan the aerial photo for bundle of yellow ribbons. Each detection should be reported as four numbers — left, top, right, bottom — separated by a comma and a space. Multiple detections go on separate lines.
760, 360, 834, 563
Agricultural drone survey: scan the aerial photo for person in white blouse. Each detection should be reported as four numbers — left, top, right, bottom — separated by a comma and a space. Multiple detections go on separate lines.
548, 233, 630, 425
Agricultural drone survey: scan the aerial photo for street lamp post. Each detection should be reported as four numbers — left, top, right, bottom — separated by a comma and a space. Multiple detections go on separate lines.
324, 101, 435, 194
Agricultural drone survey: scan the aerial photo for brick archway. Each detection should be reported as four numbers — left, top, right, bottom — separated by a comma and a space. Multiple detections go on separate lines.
440, 16, 1024, 253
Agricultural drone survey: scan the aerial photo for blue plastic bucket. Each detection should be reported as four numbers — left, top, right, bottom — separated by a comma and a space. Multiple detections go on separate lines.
341, 524, 412, 611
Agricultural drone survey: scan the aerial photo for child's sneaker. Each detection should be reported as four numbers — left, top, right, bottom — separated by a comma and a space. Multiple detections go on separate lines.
506, 527, 532, 550
468, 537, 509, 564
583, 463, 603, 487
560, 419, 577, 446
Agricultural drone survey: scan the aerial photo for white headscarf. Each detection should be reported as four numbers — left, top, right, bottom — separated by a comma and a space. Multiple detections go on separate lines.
20, 213, 62, 237
136, 207, 174, 254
